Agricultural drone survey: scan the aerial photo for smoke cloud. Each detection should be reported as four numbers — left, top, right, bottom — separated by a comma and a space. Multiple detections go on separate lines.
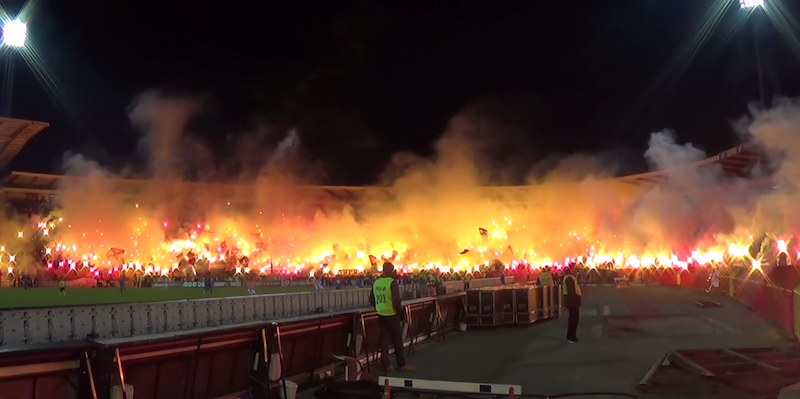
9, 92, 800, 275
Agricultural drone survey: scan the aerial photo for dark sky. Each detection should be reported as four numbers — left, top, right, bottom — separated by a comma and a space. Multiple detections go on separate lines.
3, 0, 800, 184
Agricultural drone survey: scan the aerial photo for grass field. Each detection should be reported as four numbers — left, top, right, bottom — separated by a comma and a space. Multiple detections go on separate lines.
0, 286, 321, 309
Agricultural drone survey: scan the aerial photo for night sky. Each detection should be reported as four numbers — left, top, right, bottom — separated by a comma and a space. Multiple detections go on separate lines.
3, 0, 799, 184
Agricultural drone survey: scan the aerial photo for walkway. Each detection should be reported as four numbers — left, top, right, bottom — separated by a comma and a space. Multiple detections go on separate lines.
398, 286, 792, 398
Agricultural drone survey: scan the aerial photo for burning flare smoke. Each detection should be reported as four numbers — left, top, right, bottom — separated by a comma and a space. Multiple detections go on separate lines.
3, 94, 800, 278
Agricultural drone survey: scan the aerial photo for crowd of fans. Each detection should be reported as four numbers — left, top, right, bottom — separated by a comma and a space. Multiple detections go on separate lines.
1, 195, 671, 290
4, 258, 668, 291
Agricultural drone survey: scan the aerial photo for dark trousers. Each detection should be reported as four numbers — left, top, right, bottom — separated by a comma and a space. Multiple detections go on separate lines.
566, 306, 580, 340
463, 282, 470, 290
378, 314, 406, 368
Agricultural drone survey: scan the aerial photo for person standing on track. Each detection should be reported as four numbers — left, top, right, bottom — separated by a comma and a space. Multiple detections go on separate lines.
707, 268, 719, 293
369, 262, 415, 372
562, 267, 582, 343
204, 274, 213, 294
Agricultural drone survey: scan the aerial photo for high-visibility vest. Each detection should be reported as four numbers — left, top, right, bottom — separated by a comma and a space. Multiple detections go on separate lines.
562, 274, 582, 296
539, 271, 553, 286
373, 277, 396, 316
464, 274, 472, 282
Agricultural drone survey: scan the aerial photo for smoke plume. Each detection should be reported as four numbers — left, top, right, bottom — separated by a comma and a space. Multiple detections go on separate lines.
11, 92, 800, 275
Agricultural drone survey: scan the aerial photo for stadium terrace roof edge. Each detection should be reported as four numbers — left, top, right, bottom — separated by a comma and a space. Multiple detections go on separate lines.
611, 143, 767, 186
0, 117, 50, 170
0, 144, 768, 199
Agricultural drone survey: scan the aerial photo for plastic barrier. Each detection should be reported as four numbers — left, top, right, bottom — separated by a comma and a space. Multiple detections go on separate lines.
378, 376, 522, 396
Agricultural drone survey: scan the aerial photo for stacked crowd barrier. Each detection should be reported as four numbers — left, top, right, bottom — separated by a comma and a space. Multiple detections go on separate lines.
0, 276, 509, 399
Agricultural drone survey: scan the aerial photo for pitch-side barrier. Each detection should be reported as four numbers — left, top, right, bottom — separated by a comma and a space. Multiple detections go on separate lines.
6, 266, 800, 399
0, 277, 512, 399
0, 292, 466, 399
0, 276, 511, 347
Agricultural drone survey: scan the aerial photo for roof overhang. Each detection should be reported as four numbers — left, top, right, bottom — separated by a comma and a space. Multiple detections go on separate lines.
0, 144, 771, 202
612, 144, 767, 187
0, 117, 50, 169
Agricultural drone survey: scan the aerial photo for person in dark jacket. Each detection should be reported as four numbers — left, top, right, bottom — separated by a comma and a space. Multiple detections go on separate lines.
562, 267, 582, 343
369, 262, 415, 371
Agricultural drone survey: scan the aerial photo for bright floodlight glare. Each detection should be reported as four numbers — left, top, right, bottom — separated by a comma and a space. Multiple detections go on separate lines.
2, 20, 27, 48
740, 0, 764, 9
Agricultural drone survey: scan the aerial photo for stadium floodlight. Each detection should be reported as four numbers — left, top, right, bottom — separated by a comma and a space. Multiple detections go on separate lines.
740, 0, 764, 9
2, 20, 27, 48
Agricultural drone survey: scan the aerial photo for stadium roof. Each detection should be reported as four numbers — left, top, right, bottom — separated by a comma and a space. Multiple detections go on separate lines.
0, 171, 396, 203
0, 144, 770, 202
0, 117, 49, 169
612, 144, 767, 186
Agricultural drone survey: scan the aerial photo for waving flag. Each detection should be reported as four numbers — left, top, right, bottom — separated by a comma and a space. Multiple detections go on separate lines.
106, 248, 125, 258
381, 250, 398, 262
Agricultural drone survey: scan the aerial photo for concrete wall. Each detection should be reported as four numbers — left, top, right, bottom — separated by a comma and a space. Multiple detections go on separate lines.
0, 276, 512, 346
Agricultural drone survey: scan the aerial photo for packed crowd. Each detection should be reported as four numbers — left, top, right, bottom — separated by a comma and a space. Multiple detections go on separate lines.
0, 197, 776, 292
8, 258, 667, 291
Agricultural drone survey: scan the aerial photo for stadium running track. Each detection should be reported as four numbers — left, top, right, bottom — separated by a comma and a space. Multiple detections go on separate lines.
317, 285, 794, 398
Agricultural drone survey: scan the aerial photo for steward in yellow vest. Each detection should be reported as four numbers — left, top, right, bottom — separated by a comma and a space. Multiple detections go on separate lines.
562, 267, 582, 343
369, 262, 415, 371
372, 276, 396, 316
562, 274, 582, 297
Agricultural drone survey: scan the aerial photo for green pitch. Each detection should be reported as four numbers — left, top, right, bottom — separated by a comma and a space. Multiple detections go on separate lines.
0, 286, 320, 309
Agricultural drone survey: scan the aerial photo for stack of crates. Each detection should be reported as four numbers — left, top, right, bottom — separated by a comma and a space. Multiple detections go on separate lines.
512, 286, 538, 325
465, 285, 561, 328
